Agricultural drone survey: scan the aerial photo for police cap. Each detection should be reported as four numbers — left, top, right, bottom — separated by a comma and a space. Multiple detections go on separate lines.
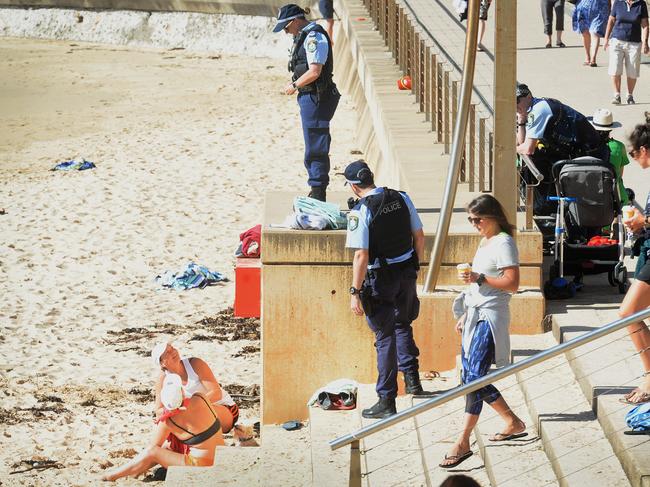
273, 4, 306, 32
342, 160, 374, 185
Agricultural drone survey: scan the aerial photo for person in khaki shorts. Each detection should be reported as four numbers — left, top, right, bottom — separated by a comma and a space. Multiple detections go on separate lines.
603, 0, 649, 105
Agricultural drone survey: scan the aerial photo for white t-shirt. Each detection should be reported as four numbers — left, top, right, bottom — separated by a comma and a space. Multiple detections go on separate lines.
471, 232, 519, 297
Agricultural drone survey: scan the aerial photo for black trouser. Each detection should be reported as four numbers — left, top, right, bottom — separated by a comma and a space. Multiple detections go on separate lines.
541, 0, 564, 35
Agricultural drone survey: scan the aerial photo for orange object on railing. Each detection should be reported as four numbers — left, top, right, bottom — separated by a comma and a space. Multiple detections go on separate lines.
397, 75, 411, 90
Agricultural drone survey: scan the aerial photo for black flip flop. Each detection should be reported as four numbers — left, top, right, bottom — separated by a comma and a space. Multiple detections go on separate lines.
439, 450, 473, 469
489, 431, 528, 442
624, 430, 650, 435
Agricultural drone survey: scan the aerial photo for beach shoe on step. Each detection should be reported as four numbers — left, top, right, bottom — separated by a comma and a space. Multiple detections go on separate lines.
489, 431, 528, 442
439, 450, 473, 469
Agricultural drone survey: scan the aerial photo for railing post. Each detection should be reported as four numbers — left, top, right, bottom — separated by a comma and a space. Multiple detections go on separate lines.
349, 440, 362, 487
419, 38, 425, 113
425, 45, 431, 121
443, 71, 450, 153
437, 62, 444, 144
478, 118, 486, 191
469, 104, 476, 191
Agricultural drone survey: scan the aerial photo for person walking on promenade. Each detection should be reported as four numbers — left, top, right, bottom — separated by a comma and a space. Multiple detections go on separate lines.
603, 0, 649, 105
573, 0, 610, 66
440, 195, 525, 469
319, 0, 335, 42
541, 0, 566, 48
477, 0, 492, 51
344, 160, 430, 419
619, 112, 650, 406
587, 108, 630, 205
274, 3, 340, 202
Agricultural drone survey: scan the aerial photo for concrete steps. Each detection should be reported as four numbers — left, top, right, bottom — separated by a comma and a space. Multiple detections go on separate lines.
413, 372, 492, 486
512, 333, 629, 487
552, 314, 650, 487
472, 372, 558, 487
356, 383, 427, 486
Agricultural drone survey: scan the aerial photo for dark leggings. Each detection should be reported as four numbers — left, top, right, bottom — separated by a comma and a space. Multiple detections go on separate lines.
541, 0, 565, 35
462, 320, 501, 415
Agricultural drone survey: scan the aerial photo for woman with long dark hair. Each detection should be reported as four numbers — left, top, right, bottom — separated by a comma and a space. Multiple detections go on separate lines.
620, 112, 650, 405
440, 195, 525, 469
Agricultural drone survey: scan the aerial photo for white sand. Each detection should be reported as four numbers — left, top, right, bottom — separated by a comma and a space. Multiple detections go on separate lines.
0, 35, 358, 485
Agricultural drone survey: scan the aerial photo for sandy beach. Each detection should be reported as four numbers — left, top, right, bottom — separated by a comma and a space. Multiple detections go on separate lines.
0, 35, 358, 485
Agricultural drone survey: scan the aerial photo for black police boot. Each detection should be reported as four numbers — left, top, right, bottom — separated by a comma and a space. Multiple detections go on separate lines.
404, 370, 436, 397
362, 397, 396, 419
308, 186, 326, 202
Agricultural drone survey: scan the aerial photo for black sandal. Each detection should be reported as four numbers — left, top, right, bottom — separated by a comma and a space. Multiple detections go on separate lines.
439, 450, 473, 469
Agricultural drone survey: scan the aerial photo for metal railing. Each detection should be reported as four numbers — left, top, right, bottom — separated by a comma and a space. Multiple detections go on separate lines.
362, 0, 493, 192
330, 307, 650, 485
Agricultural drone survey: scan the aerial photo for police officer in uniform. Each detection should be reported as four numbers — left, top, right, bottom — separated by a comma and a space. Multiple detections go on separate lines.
343, 160, 431, 419
274, 4, 340, 202
515, 82, 610, 214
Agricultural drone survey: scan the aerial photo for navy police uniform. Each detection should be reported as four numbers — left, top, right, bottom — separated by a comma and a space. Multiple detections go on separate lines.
346, 187, 423, 400
520, 87, 610, 215
289, 22, 340, 191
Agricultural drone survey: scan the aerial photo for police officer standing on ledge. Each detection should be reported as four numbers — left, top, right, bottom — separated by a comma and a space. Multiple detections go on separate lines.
273, 4, 340, 202
343, 160, 432, 419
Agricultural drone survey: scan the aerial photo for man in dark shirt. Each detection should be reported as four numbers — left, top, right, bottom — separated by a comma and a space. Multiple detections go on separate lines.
603, 0, 649, 104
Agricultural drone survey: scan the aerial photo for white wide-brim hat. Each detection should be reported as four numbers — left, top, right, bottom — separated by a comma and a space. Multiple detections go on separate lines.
160, 373, 184, 411
588, 108, 622, 131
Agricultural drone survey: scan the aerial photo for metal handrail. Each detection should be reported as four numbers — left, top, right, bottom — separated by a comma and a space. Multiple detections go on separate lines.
422, 0, 479, 293
329, 306, 650, 451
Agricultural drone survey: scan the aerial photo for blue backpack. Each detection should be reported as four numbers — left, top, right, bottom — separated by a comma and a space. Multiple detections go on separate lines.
625, 403, 650, 432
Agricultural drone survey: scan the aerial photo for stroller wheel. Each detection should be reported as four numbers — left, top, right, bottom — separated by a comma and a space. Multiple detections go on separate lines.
616, 265, 628, 294
608, 270, 616, 287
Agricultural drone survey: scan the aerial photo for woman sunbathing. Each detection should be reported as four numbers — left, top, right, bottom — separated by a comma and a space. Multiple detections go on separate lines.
151, 342, 239, 433
102, 373, 224, 481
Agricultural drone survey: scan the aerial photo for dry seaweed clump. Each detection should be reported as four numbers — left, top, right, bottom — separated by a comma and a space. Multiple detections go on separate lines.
195, 307, 260, 342
224, 383, 260, 409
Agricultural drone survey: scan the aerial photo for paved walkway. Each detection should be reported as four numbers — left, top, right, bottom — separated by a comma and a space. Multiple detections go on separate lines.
405, 0, 650, 201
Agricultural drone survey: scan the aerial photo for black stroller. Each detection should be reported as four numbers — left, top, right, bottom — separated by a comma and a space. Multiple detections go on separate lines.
547, 157, 628, 293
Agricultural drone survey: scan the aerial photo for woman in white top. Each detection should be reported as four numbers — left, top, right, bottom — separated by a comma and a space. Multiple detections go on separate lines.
440, 195, 526, 469
151, 342, 239, 434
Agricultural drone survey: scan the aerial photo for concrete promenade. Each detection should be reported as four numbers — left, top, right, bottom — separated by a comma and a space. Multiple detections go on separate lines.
404, 0, 649, 200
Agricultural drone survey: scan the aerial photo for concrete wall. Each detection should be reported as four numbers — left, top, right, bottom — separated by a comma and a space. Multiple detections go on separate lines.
0, 0, 285, 16
261, 192, 545, 424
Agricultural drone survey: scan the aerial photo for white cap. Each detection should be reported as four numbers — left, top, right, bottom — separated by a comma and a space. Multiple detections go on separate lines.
151, 341, 168, 367
160, 373, 184, 411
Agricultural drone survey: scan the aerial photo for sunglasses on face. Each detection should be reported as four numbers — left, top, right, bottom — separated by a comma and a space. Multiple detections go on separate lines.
283, 19, 294, 32
467, 216, 483, 225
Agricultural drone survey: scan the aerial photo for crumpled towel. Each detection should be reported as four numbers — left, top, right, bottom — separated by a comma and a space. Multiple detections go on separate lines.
307, 378, 358, 406
235, 224, 262, 257
51, 159, 96, 171
293, 196, 347, 230
156, 262, 228, 290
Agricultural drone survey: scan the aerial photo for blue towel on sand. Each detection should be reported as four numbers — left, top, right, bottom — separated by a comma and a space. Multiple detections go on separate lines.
156, 262, 228, 290
52, 159, 96, 171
